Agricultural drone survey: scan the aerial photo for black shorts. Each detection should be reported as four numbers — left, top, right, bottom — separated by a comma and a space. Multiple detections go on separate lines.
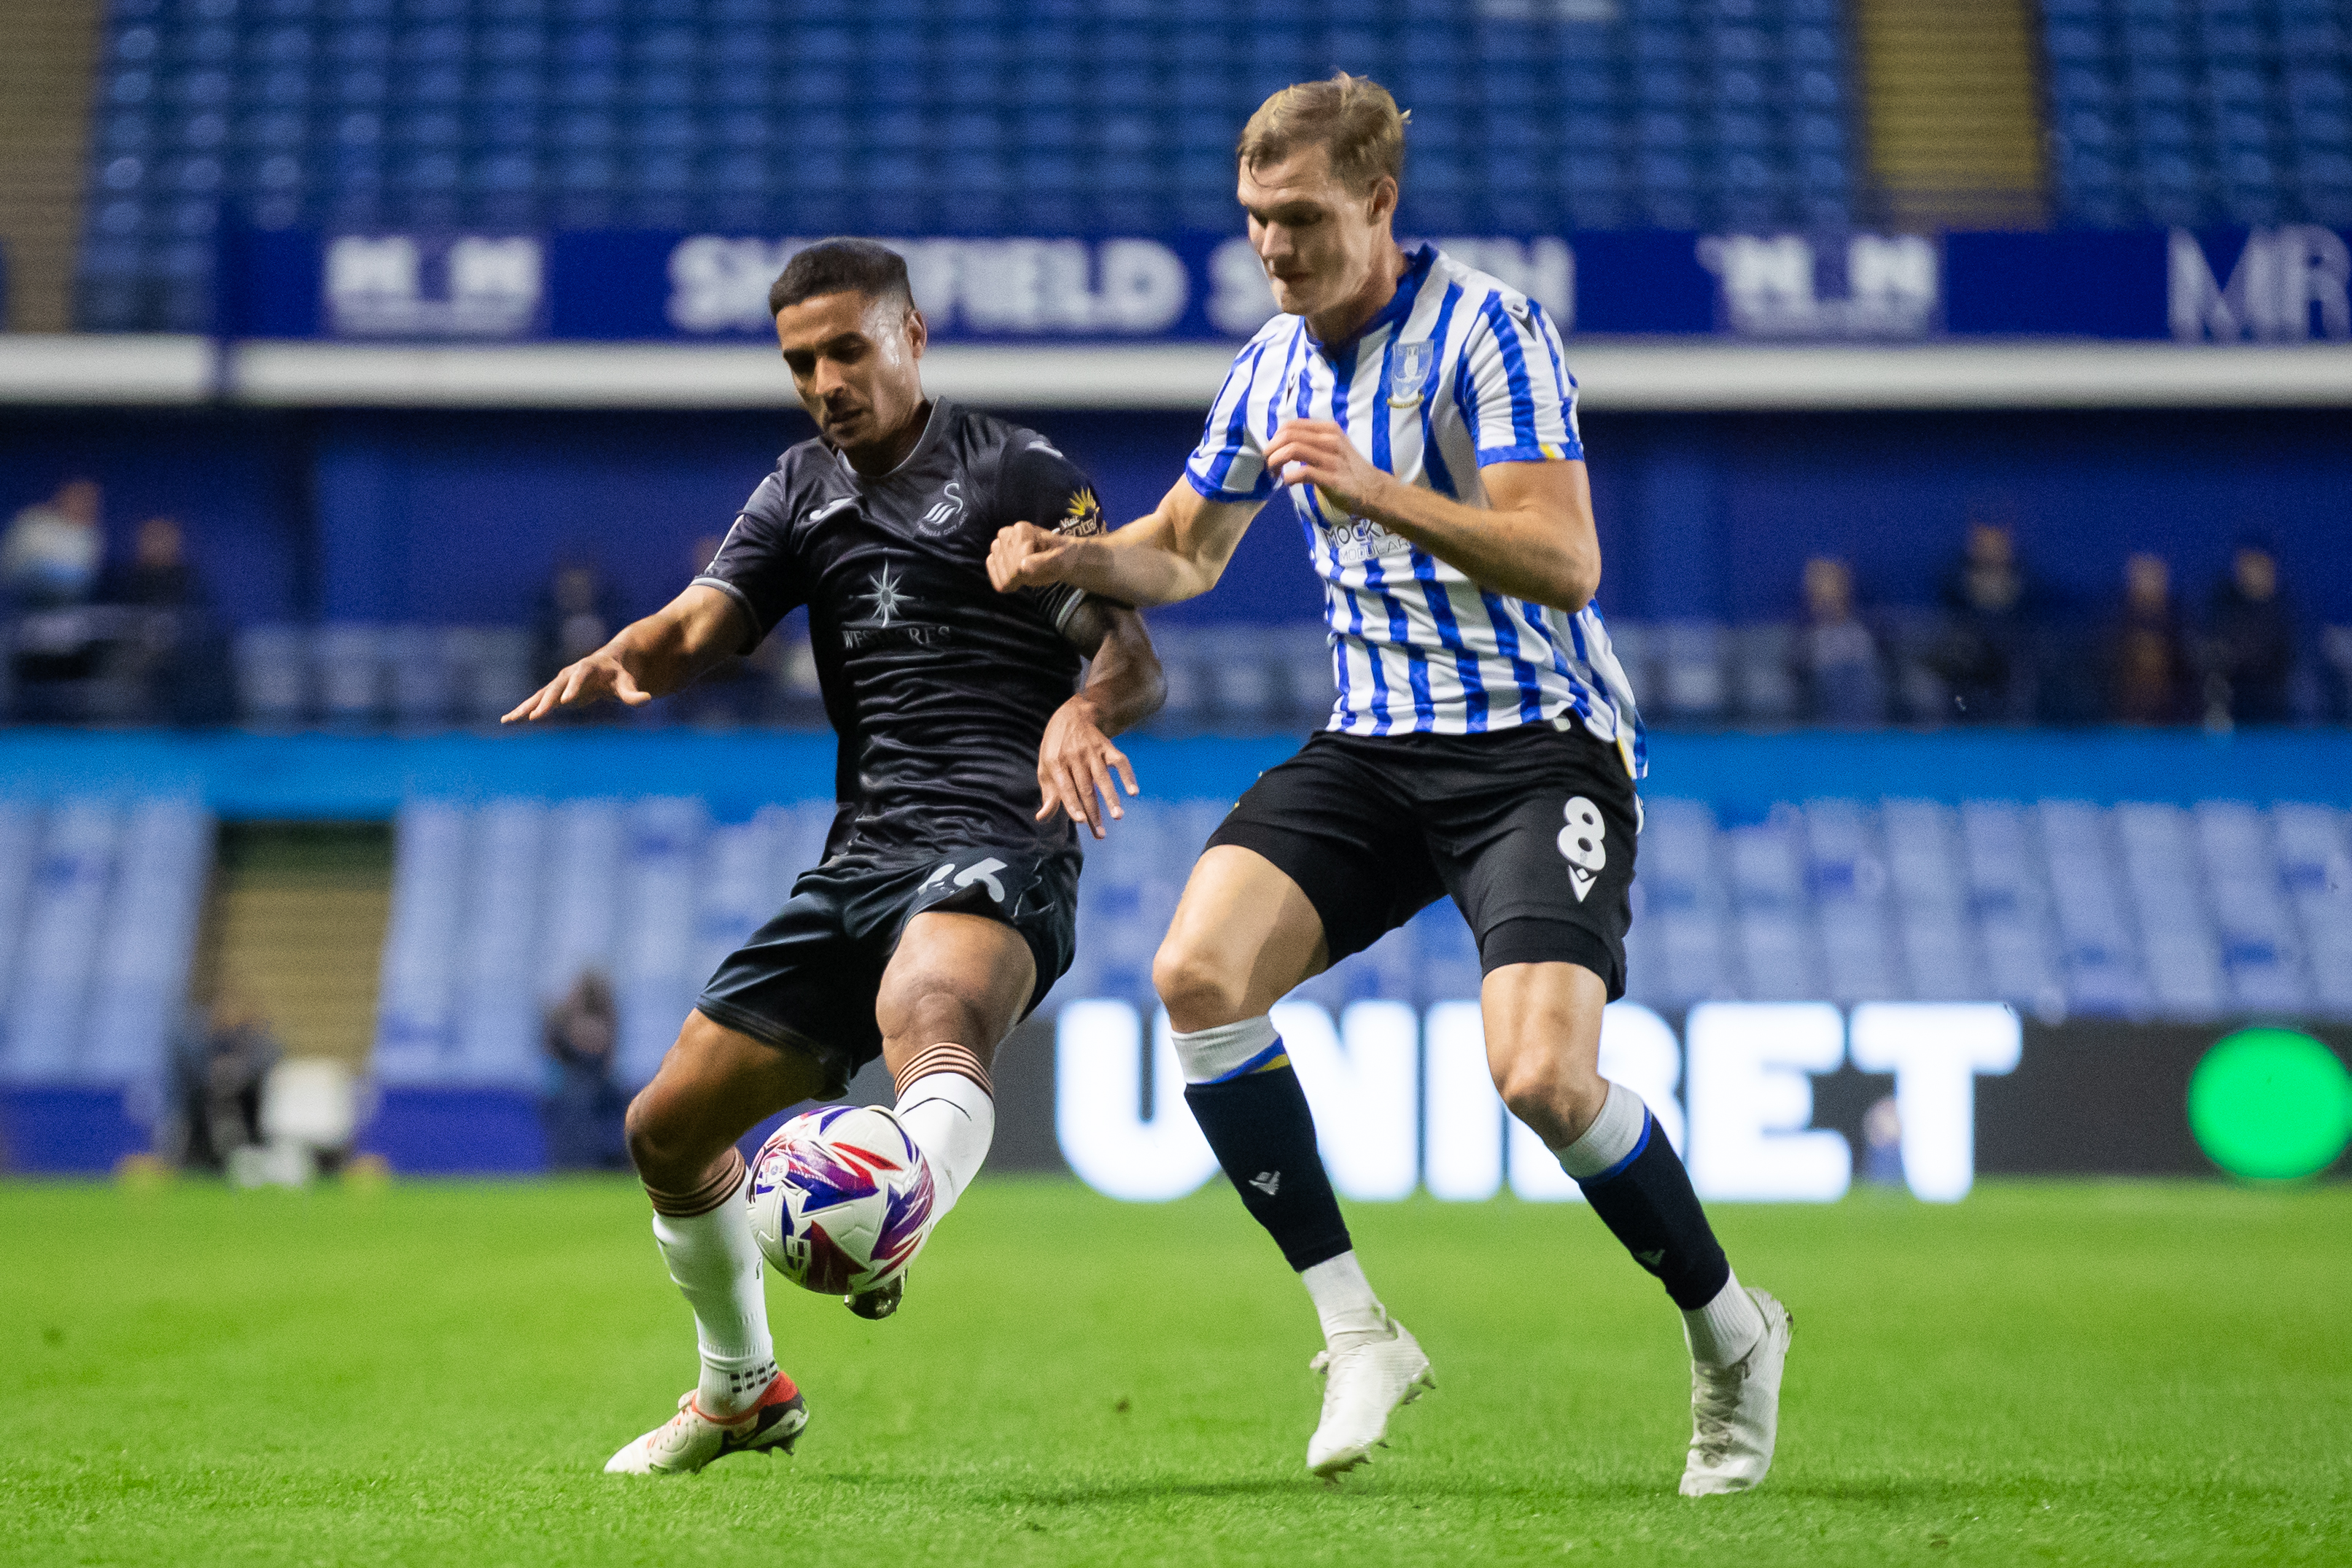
1205, 719, 1639, 999
694, 842, 1080, 1098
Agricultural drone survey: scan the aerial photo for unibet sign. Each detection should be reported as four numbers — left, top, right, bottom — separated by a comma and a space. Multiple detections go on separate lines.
1055, 1000, 2020, 1205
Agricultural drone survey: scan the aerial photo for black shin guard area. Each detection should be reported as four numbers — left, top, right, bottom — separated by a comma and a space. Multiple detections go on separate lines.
1580, 1115, 1733, 1310
1183, 1068, 1351, 1272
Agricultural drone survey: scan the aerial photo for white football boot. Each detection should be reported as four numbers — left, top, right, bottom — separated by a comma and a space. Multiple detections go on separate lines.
1680, 1286, 1793, 1496
604, 1371, 808, 1475
1305, 1312, 1436, 1478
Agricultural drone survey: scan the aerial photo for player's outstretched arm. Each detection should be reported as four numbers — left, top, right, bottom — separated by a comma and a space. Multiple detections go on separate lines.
501, 583, 747, 723
1265, 418, 1602, 612
1035, 600, 1165, 840
990, 481, 1261, 609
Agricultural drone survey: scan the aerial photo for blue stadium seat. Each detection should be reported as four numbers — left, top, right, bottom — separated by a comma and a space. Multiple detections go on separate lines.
79, 0, 1882, 325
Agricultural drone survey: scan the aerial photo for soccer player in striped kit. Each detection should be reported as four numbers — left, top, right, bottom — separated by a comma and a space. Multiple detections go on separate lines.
990, 75, 1791, 1492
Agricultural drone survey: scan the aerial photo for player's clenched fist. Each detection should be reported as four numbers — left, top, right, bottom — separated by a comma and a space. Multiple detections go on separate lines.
1266, 417, 1393, 521
987, 520, 1074, 593
502, 650, 651, 723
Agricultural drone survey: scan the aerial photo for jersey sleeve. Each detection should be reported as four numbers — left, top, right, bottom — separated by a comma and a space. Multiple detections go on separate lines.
997, 435, 1108, 636
1456, 292, 1583, 467
691, 473, 808, 653
1182, 335, 1280, 502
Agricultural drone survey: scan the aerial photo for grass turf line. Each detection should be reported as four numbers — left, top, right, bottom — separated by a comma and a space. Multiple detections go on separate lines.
4, 1176, 2347, 1567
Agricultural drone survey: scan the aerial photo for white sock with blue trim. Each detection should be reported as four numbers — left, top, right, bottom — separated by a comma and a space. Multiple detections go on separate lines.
1168, 1015, 1284, 1083
1553, 1080, 1647, 1179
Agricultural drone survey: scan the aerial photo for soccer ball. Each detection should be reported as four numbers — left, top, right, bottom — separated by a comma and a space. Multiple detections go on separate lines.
747, 1105, 936, 1296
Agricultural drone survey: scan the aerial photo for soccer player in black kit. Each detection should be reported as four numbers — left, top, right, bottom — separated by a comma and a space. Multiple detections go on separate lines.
505, 239, 1165, 1476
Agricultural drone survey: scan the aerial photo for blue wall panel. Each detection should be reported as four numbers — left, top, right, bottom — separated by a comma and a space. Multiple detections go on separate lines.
5, 405, 2349, 632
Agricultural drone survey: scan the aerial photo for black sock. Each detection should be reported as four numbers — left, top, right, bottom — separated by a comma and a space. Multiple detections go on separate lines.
1579, 1111, 1733, 1310
1182, 1065, 1351, 1271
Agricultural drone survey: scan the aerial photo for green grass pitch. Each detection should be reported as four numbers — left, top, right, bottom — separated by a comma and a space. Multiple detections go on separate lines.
5, 1176, 2347, 1567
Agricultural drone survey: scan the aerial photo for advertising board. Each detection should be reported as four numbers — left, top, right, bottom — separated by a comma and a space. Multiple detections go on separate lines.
1034, 1002, 2352, 1202
221, 226, 2352, 346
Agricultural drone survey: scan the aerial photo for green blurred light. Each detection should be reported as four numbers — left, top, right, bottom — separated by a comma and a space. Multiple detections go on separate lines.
2187, 1028, 2352, 1181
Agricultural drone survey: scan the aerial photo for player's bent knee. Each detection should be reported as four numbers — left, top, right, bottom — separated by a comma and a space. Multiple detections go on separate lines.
1496, 1053, 1606, 1146
880, 984, 995, 1056
622, 1090, 714, 1189
1152, 940, 1250, 1031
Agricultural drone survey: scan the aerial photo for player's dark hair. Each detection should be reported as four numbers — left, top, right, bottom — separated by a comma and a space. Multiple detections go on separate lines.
768, 238, 914, 318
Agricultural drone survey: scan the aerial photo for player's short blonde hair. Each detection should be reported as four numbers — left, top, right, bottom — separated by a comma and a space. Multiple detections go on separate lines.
1237, 73, 1409, 195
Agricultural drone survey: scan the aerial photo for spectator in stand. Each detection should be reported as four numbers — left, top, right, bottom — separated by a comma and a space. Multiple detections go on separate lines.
2105, 552, 2191, 724
1796, 556, 1885, 725
103, 515, 202, 608
6, 481, 112, 717
1, 479, 103, 608
531, 560, 621, 721
2205, 537, 2297, 726
542, 969, 628, 1171
163, 992, 284, 1173
96, 515, 232, 725
1930, 516, 2037, 723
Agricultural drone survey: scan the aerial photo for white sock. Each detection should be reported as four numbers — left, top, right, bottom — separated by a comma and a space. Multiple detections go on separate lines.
1683, 1270, 1766, 1367
894, 1068, 995, 1219
648, 1168, 775, 1418
1300, 1250, 1387, 1345
1168, 1014, 1282, 1082
1553, 1080, 1647, 1179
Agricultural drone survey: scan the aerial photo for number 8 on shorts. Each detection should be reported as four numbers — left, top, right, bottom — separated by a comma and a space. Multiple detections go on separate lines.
1557, 796, 1606, 901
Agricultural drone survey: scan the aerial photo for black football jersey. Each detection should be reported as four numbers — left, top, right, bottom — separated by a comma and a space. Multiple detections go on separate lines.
693, 399, 1108, 863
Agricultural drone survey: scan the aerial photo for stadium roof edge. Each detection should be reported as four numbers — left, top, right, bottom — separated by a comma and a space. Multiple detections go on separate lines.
4, 336, 2352, 412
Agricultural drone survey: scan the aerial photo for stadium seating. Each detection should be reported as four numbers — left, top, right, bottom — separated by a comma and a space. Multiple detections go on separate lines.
369, 791, 2352, 1097
233, 622, 534, 726
2041, 0, 2352, 228
373, 793, 838, 1085
0, 796, 214, 1087
222, 609, 2352, 731
77, 0, 1860, 330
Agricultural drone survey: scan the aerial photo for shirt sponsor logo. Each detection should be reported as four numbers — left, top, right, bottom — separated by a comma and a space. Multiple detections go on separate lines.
1056, 487, 1104, 537
842, 558, 953, 650
1321, 514, 1413, 567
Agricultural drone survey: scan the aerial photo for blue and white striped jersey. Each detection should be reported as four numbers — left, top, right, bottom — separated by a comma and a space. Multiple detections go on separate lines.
1184, 243, 1645, 775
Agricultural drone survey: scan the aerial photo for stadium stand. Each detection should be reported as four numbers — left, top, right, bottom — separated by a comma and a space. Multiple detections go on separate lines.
75, 0, 1860, 332
373, 793, 839, 1087
0, 796, 212, 1086
362, 791, 2352, 1103
2041, 0, 2352, 228
209, 610, 2352, 732
233, 622, 534, 726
